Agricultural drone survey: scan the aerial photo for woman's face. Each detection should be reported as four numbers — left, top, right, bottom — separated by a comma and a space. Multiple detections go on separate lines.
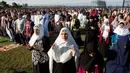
61, 31, 68, 41
34, 28, 40, 35
119, 24, 124, 28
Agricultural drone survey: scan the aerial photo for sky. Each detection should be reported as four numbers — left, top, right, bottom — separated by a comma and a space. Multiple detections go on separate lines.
1, 0, 125, 6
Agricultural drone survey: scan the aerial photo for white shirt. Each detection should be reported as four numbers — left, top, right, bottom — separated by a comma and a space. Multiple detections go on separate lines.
15, 18, 25, 32
34, 15, 42, 25
54, 14, 60, 23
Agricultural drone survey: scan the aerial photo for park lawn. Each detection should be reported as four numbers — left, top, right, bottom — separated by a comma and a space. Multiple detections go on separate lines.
0, 34, 86, 73
79, 26, 86, 29
0, 46, 32, 73
0, 37, 13, 48
0, 37, 33, 73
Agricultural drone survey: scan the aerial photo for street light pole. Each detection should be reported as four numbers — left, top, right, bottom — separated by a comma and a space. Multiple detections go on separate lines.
122, 0, 125, 7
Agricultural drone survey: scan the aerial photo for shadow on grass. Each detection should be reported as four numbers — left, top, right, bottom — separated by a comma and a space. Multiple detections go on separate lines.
14, 71, 27, 73
0, 40, 10, 43
9, 68, 28, 73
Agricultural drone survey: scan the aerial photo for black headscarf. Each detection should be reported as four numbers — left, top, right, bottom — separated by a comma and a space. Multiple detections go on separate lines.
79, 42, 104, 72
84, 16, 99, 48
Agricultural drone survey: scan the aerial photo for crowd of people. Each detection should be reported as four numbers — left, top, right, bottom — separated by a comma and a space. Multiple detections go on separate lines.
0, 8, 130, 73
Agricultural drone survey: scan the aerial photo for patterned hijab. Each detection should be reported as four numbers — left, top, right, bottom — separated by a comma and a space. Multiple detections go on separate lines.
29, 24, 44, 46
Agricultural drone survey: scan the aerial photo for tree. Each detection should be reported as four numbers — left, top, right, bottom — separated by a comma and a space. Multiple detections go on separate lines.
17, 3, 23, 8
0, 1, 23, 8
24, 3, 28, 7
0, 1, 7, 7
22, 3, 28, 7
12, 2, 18, 7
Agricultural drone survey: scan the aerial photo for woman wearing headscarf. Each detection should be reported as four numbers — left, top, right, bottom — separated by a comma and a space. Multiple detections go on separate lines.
106, 22, 130, 73
78, 10, 83, 27
85, 16, 99, 45
78, 42, 104, 73
70, 14, 80, 31
99, 19, 112, 58
48, 27, 80, 73
28, 24, 49, 73
70, 14, 83, 46
111, 16, 119, 30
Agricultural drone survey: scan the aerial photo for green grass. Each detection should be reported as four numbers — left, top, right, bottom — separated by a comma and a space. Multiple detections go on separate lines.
0, 37, 32, 73
79, 26, 85, 29
81, 35, 85, 42
0, 37, 13, 48
0, 46, 32, 73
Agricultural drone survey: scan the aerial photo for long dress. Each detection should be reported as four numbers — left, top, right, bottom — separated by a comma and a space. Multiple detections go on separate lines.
70, 16, 83, 46
85, 20, 99, 45
106, 33, 130, 73
53, 57, 76, 73
30, 37, 50, 73
71, 29, 83, 46
99, 25, 112, 58
78, 42, 104, 73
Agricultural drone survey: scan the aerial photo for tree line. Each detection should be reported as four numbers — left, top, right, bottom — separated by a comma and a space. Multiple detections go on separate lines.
0, 1, 28, 8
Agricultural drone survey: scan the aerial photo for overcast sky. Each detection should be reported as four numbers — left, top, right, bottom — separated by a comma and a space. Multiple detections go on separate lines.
2, 0, 124, 6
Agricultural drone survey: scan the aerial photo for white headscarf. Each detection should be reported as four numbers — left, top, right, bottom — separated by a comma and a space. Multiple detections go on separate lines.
111, 16, 119, 30
48, 27, 80, 73
114, 23, 130, 36
102, 20, 110, 40
29, 24, 44, 47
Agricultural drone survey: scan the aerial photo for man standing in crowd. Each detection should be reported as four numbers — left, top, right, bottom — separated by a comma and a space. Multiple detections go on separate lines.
42, 11, 49, 37
15, 13, 26, 45
24, 13, 35, 44
1, 11, 7, 36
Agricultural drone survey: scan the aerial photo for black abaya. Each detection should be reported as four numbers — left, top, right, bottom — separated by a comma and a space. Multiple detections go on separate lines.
79, 42, 104, 73
33, 61, 49, 73
53, 57, 76, 73
98, 39, 109, 58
